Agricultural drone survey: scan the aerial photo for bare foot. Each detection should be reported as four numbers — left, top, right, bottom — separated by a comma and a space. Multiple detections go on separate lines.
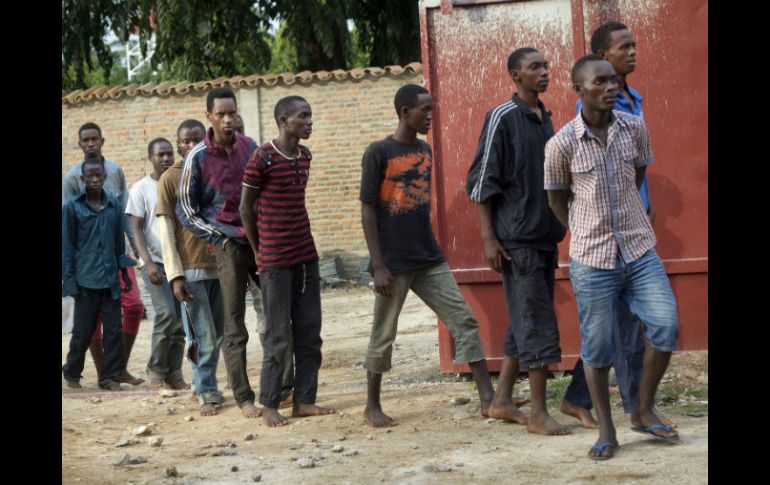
279, 389, 293, 408
527, 410, 571, 436
486, 400, 529, 425
482, 397, 530, 417
119, 371, 145, 386
293, 403, 335, 417
200, 403, 219, 417
560, 399, 599, 429
262, 407, 288, 427
241, 402, 262, 419
364, 406, 399, 427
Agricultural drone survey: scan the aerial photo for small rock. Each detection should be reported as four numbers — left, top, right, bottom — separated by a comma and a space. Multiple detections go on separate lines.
231, 466, 239, 472
339, 412, 345, 417
252, 470, 262, 482
332, 445, 344, 453
90, 397, 102, 404
166, 467, 178, 477
115, 438, 137, 448
450, 397, 470, 406
114, 454, 131, 467
132, 425, 151, 436
343, 450, 359, 457
385, 429, 392, 434
297, 458, 315, 469
165, 407, 176, 415
211, 450, 237, 457
438, 465, 452, 472
455, 463, 464, 467
129, 456, 148, 465
229, 442, 237, 448
200, 443, 213, 449
338, 436, 347, 441
159, 389, 176, 398
244, 433, 255, 441
367, 435, 374, 440
411, 445, 419, 449
184, 415, 195, 422
149, 436, 163, 447
484, 418, 498, 424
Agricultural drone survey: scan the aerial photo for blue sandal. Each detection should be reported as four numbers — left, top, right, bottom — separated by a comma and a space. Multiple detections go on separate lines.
588, 441, 618, 461
631, 424, 680, 442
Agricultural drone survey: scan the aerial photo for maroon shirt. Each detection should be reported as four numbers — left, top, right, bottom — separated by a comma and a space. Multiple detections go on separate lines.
242, 140, 318, 270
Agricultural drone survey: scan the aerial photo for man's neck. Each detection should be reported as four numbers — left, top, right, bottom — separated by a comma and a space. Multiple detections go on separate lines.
581, 105, 612, 130
85, 189, 103, 205
392, 123, 417, 144
150, 171, 161, 181
515, 89, 540, 111
212, 132, 234, 149
274, 133, 300, 158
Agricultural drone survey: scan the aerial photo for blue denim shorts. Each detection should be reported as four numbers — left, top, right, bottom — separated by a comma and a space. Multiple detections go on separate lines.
569, 249, 679, 368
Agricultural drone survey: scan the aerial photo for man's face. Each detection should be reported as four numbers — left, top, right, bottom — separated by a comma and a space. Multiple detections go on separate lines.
206, 97, 237, 141
603, 29, 637, 76
79, 128, 104, 158
149, 141, 174, 175
404, 93, 433, 135
177, 126, 205, 159
282, 101, 313, 140
80, 164, 106, 192
576, 60, 619, 112
234, 116, 245, 135
511, 51, 550, 93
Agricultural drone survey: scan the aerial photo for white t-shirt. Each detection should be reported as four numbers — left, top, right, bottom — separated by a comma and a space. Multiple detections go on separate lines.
126, 175, 163, 264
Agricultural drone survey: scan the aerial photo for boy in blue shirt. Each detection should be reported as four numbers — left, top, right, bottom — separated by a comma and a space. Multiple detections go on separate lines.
62, 157, 135, 391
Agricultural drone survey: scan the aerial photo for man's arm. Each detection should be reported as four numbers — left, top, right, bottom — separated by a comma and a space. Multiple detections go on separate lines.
116, 165, 138, 255
176, 149, 226, 245
114, 202, 134, 292
62, 203, 79, 297
62, 170, 80, 207
547, 190, 570, 229
157, 214, 192, 302
635, 165, 647, 190
361, 202, 394, 296
474, 202, 510, 273
130, 215, 165, 285
239, 185, 260, 261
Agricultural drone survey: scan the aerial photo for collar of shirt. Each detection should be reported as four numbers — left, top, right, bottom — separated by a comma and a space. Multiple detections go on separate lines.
574, 110, 633, 142
511, 93, 552, 124
615, 84, 643, 116
74, 189, 117, 209
204, 127, 242, 155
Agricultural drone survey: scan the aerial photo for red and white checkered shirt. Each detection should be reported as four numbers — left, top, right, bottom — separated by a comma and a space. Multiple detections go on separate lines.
544, 111, 656, 269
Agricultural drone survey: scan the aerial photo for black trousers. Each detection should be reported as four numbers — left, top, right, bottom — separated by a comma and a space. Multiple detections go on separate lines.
259, 260, 322, 409
62, 287, 124, 386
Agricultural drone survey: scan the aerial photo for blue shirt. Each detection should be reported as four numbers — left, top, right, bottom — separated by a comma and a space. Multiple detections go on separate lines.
62, 158, 136, 253
576, 84, 650, 211
62, 191, 135, 299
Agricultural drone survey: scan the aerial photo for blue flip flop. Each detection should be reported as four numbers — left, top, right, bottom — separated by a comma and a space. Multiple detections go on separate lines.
588, 441, 618, 461
631, 423, 680, 442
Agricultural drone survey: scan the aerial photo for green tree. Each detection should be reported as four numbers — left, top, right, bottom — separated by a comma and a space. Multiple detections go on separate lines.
352, 0, 420, 67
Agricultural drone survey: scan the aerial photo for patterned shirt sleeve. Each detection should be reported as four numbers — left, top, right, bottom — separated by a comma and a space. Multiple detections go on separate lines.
242, 149, 264, 190
633, 117, 654, 167
466, 109, 507, 203
544, 134, 571, 190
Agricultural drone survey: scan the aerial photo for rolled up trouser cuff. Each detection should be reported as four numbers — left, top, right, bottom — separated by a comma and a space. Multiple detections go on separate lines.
199, 391, 223, 405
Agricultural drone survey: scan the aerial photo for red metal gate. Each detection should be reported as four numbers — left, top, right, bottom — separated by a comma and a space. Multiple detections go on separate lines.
418, 0, 708, 372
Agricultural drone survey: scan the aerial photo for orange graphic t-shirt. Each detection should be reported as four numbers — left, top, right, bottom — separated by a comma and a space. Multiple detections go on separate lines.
360, 136, 444, 274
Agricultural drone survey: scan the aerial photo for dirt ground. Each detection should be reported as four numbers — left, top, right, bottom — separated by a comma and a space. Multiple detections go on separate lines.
62, 285, 708, 485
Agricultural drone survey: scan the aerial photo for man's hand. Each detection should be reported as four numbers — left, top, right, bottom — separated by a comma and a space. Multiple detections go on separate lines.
121, 268, 132, 293
146, 262, 166, 285
172, 278, 193, 302
373, 266, 395, 296
483, 237, 511, 273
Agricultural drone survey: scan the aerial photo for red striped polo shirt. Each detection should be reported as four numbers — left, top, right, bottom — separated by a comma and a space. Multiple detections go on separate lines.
242, 140, 318, 270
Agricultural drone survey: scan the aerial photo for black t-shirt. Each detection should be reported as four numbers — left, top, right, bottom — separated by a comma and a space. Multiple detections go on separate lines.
360, 136, 445, 274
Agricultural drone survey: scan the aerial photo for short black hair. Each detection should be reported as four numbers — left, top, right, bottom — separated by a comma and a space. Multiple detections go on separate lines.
81, 156, 105, 175
572, 54, 606, 85
206, 87, 237, 112
394, 84, 429, 116
590, 21, 629, 54
177, 119, 205, 137
147, 137, 172, 157
507, 47, 538, 72
78, 122, 102, 139
274, 96, 309, 123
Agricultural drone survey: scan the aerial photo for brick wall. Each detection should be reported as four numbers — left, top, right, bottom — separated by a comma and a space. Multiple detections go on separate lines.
62, 70, 423, 255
